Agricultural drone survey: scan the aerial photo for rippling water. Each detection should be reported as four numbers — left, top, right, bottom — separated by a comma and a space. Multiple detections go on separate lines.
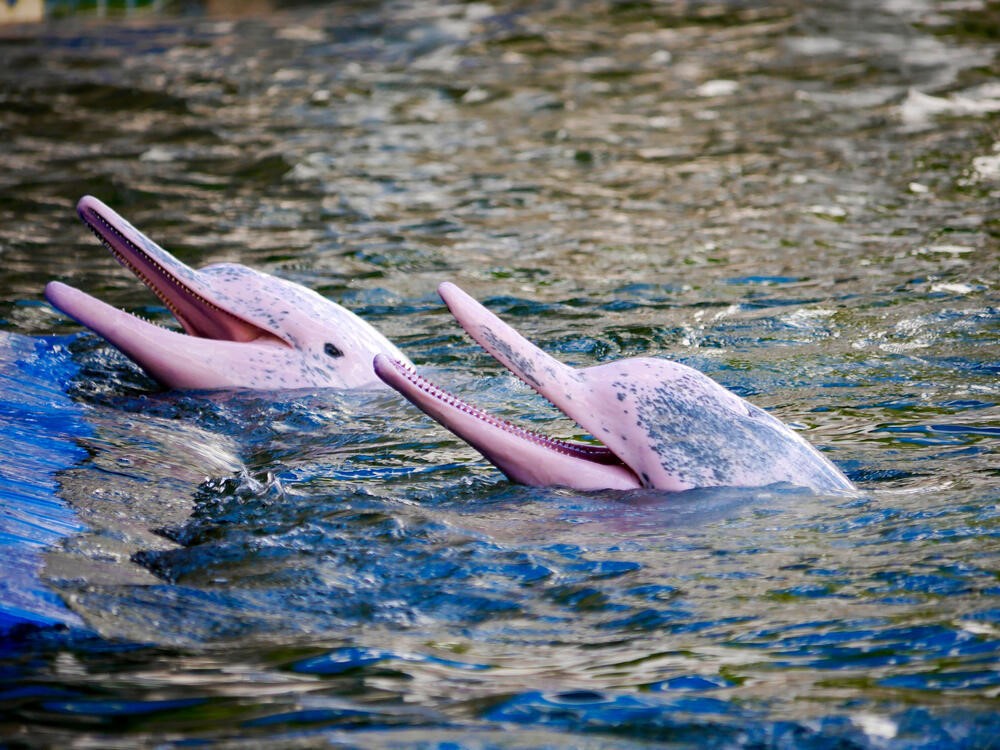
0, 0, 997, 747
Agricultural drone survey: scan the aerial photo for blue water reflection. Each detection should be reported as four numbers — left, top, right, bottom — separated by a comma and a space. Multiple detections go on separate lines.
0, 333, 87, 632
0, 0, 998, 746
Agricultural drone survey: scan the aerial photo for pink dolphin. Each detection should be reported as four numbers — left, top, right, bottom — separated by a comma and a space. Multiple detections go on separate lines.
374, 282, 854, 493
46, 196, 411, 390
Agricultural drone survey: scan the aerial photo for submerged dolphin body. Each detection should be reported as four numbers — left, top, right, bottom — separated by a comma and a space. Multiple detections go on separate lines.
46, 196, 411, 390
375, 282, 854, 494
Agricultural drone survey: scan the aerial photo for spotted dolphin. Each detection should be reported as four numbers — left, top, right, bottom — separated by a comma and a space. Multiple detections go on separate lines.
374, 282, 854, 493
46, 196, 411, 390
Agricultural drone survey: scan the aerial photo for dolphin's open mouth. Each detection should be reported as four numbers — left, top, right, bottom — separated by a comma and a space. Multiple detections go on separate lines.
376, 355, 625, 462
47, 195, 416, 391
378, 282, 856, 494
374, 283, 643, 490
56, 196, 287, 347
374, 355, 641, 489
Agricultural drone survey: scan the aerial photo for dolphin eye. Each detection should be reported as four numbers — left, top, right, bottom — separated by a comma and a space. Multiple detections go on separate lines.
324, 343, 344, 358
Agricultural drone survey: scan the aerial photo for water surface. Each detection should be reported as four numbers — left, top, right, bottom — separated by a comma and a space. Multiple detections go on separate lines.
0, 0, 997, 746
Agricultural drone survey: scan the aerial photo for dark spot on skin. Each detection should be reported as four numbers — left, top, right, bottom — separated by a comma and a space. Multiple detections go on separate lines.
324, 343, 344, 358
481, 326, 541, 387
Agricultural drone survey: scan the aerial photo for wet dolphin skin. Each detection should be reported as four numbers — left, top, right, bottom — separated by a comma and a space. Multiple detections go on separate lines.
46, 196, 411, 390
375, 282, 854, 494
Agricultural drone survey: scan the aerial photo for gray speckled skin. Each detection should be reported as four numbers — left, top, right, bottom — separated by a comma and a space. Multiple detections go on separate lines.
376, 282, 854, 494
567, 358, 853, 492
45, 196, 410, 391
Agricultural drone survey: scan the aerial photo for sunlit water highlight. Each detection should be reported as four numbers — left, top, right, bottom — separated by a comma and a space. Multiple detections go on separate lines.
0, 0, 997, 746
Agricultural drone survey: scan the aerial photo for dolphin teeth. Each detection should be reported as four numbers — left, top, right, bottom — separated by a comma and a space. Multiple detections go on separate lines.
132, 311, 172, 332
81, 208, 277, 344
84, 217, 195, 325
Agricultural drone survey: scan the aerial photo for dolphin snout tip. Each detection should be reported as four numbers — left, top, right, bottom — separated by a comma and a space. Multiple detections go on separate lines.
372, 353, 403, 383
43, 280, 69, 304
437, 282, 485, 322
437, 281, 461, 303
76, 194, 98, 214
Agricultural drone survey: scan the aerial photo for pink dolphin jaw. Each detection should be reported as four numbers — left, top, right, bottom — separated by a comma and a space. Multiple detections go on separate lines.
46, 196, 411, 391
375, 282, 855, 494
374, 354, 642, 490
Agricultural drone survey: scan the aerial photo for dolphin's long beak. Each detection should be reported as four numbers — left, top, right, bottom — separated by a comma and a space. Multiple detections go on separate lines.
45, 196, 290, 388
49, 196, 287, 346
374, 283, 643, 490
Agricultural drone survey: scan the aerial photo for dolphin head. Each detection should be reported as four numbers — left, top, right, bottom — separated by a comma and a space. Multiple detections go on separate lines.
375, 282, 854, 494
45, 196, 410, 390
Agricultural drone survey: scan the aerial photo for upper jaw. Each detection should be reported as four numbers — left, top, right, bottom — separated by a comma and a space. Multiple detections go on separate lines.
68, 195, 286, 347
374, 283, 643, 491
